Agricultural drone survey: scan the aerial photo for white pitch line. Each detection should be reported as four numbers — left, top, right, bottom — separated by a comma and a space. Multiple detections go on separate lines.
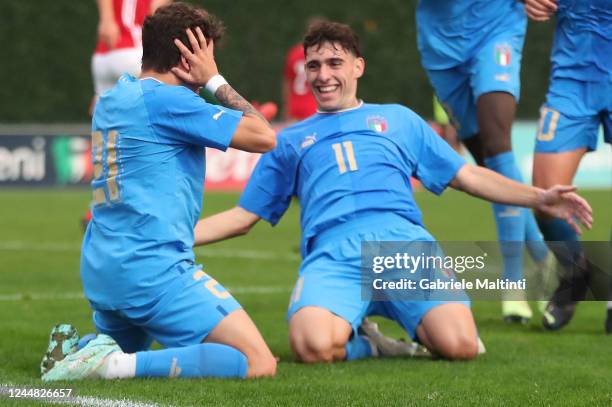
52, 396, 167, 407
0, 286, 291, 302
0, 383, 169, 407
0, 292, 86, 301
0, 240, 77, 251
0, 240, 300, 261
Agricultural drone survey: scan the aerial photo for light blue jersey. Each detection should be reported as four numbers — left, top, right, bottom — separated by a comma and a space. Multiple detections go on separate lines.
240, 102, 468, 338
535, 0, 612, 153
551, 0, 612, 82
239, 102, 465, 257
81, 74, 243, 310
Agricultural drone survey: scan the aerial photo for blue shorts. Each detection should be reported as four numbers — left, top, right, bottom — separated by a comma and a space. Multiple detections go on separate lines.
535, 77, 612, 153
288, 216, 471, 340
92, 263, 242, 353
425, 26, 525, 140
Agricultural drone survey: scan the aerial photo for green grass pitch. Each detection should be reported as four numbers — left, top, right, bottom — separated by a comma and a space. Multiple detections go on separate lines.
0, 189, 610, 406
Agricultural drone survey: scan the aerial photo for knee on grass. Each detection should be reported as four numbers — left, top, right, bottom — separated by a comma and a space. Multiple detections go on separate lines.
435, 334, 479, 361
290, 332, 346, 363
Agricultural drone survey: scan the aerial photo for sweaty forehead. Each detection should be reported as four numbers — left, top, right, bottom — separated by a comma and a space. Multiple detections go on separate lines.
305, 42, 351, 60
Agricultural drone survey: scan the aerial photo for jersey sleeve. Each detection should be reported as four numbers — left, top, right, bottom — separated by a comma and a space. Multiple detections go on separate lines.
238, 135, 297, 225
146, 85, 243, 150
403, 108, 465, 195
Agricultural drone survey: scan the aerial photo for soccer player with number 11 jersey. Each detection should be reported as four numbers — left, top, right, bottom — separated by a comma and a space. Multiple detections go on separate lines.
194, 20, 593, 362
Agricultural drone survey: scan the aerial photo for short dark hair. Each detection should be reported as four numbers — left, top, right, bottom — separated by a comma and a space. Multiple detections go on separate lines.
303, 20, 361, 58
142, 2, 224, 72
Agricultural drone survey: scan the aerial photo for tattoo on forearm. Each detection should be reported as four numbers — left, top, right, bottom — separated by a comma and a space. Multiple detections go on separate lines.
215, 84, 270, 125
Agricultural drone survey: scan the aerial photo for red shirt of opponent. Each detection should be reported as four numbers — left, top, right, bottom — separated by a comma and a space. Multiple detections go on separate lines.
283, 44, 317, 120
95, 0, 152, 54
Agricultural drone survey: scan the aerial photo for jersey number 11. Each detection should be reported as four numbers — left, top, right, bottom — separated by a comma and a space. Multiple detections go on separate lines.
332, 141, 358, 174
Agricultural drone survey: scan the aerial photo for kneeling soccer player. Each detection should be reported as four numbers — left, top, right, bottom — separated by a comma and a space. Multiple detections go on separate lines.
193, 20, 592, 362
41, 3, 277, 381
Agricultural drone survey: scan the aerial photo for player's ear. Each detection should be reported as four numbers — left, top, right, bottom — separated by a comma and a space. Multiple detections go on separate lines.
354, 57, 365, 79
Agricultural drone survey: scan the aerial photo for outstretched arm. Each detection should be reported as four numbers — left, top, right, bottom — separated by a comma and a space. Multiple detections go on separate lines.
450, 164, 593, 233
524, 0, 557, 21
194, 207, 261, 246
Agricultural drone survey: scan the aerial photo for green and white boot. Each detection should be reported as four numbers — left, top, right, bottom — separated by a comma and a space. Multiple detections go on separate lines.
40, 324, 80, 376
42, 334, 121, 381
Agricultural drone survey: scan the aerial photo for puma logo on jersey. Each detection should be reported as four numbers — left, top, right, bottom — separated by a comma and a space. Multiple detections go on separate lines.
213, 110, 225, 120
301, 134, 317, 149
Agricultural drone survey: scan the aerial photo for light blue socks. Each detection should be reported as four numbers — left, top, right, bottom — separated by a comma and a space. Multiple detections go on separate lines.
135, 343, 248, 379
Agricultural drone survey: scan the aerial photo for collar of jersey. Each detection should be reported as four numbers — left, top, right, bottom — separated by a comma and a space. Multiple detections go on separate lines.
140, 76, 163, 83
316, 100, 364, 115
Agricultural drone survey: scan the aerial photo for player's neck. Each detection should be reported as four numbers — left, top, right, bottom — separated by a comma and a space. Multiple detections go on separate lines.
317, 99, 363, 114
140, 69, 177, 84
139, 70, 198, 93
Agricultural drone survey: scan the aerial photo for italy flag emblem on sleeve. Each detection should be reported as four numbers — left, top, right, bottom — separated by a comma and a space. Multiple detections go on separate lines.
495, 45, 511, 67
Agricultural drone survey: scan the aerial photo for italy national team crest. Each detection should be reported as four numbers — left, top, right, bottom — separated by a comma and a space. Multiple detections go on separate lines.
495, 45, 512, 67
367, 116, 388, 133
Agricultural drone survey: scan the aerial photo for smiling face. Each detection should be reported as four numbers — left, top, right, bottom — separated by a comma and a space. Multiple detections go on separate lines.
304, 41, 364, 112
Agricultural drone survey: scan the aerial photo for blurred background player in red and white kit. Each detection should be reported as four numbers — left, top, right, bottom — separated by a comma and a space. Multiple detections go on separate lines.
281, 19, 321, 122
90, 0, 172, 114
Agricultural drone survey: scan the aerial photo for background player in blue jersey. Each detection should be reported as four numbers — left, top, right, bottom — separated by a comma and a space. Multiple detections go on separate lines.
524, 0, 612, 332
41, 3, 278, 381
192, 20, 592, 362
415, 0, 555, 324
